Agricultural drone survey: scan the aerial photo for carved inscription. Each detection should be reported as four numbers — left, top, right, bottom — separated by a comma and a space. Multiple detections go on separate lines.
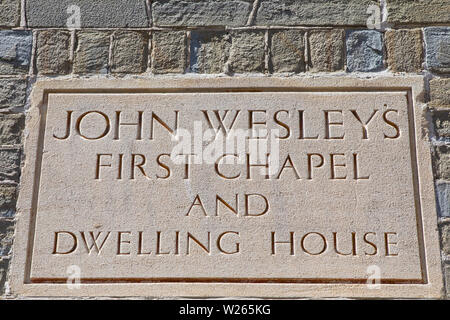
29, 90, 424, 282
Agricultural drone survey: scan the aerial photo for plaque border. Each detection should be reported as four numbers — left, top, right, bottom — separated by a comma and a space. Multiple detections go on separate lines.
10, 76, 444, 298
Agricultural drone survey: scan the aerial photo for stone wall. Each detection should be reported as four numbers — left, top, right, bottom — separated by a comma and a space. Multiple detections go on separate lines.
0, 0, 449, 298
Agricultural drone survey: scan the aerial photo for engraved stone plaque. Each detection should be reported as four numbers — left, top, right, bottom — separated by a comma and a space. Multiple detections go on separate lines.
11, 77, 443, 298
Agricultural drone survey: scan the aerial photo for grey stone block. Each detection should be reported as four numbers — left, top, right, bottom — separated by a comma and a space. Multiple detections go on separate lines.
437, 183, 450, 218
385, 29, 423, 73
152, 31, 186, 74
0, 148, 21, 183
434, 145, 450, 181
0, 0, 20, 27
387, 0, 450, 25
433, 111, 450, 139
0, 113, 24, 145
0, 219, 14, 257
430, 78, 450, 109
0, 186, 16, 218
346, 30, 384, 72
425, 27, 450, 73
270, 30, 306, 73
190, 31, 231, 74
0, 79, 27, 109
446, 265, 450, 298
308, 29, 345, 72
73, 31, 110, 74
441, 223, 450, 255
256, 0, 378, 26
0, 31, 33, 75
37, 31, 72, 75
0, 257, 10, 295
111, 31, 148, 74
26, 0, 149, 28
229, 31, 265, 73
153, 0, 252, 27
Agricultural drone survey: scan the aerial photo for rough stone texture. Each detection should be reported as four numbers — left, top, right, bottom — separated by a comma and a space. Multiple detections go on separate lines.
436, 183, 450, 218
256, 0, 378, 26
387, 0, 450, 25
434, 111, 450, 139
152, 0, 252, 27
425, 28, 450, 74
73, 31, 110, 74
0, 186, 16, 218
386, 29, 423, 73
441, 224, 450, 256
0, 0, 20, 27
308, 30, 344, 72
229, 31, 265, 73
270, 30, 305, 73
190, 31, 231, 74
430, 79, 450, 109
152, 31, 186, 74
0, 219, 14, 256
26, 0, 149, 28
0, 31, 33, 75
37, 31, 71, 75
446, 265, 450, 298
0, 80, 27, 109
111, 31, 148, 74
0, 149, 20, 183
346, 30, 384, 72
0, 257, 9, 294
0, 114, 24, 145
434, 146, 450, 181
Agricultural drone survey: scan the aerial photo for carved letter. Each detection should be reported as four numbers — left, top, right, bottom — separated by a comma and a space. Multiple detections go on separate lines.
301, 232, 327, 256
95, 154, 113, 180
350, 109, 378, 140
216, 194, 239, 216
244, 194, 269, 216
150, 111, 179, 140
53, 111, 73, 140
384, 232, 399, 256
333, 232, 357, 256
271, 232, 294, 255
53, 231, 77, 255
117, 231, 131, 255
186, 195, 208, 216
324, 110, 345, 140
330, 153, 347, 180
131, 154, 149, 180
80, 231, 111, 255
75, 111, 110, 140
383, 109, 400, 139
273, 110, 291, 139
353, 153, 370, 180
276, 154, 301, 180
114, 111, 143, 140
217, 231, 240, 254
298, 110, 319, 140
215, 154, 241, 180
307, 153, 324, 180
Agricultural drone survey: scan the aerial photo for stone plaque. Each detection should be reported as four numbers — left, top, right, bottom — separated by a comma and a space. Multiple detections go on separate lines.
11, 77, 443, 298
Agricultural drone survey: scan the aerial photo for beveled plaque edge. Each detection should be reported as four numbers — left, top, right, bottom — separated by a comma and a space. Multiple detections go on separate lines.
9, 75, 444, 298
